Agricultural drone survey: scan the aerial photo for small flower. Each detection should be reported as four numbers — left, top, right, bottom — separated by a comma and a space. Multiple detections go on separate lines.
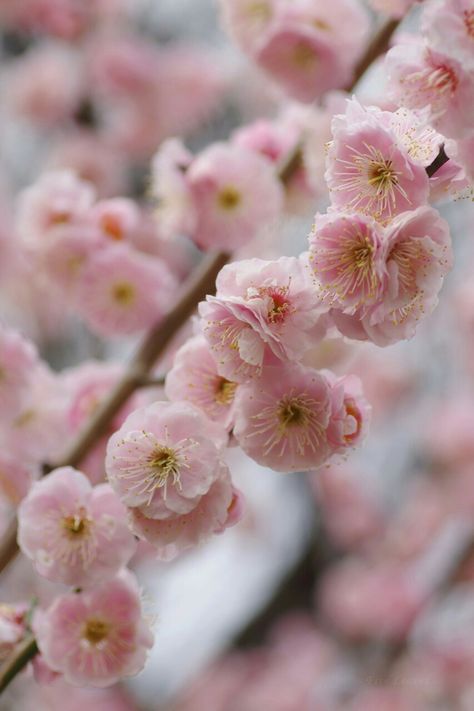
34, 571, 154, 687
187, 142, 283, 251
386, 40, 474, 139
16, 170, 95, 247
325, 372, 371, 451
309, 212, 387, 312
0, 326, 38, 422
165, 335, 238, 429
129, 463, 243, 559
326, 100, 429, 221
74, 245, 177, 337
233, 362, 334, 472
106, 401, 227, 520
18, 467, 137, 586
199, 256, 328, 383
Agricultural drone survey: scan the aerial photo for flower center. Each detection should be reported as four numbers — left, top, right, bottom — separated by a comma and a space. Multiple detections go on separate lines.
464, 9, 474, 38
217, 186, 242, 211
101, 214, 124, 241
62, 510, 90, 538
292, 42, 318, 69
111, 281, 136, 306
148, 445, 181, 492
83, 618, 109, 645
246, 0, 272, 22
368, 160, 398, 193
48, 210, 71, 227
278, 397, 309, 428
215, 378, 238, 405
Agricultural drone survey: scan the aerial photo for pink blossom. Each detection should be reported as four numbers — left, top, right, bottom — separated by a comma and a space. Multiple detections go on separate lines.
150, 139, 197, 240
34, 571, 153, 687
0, 326, 38, 421
0, 453, 38, 505
325, 100, 430, 221
74, 245, 177, 337
41, 222, 102, 299
47, 131, 128, 198
319, 560, 424, 641
165, 335, 238, 429
89, 198, 140, 245
129, 463, 242, 559
3, 364, 69, 463
256, 0, 368, 102
18, 467, 137, 586
187, 143, 283, 251
233, 362, 334, 472
326, 372, 371, 452
311, 463, 383, 549
199, 256, 328, 383
0, 603, 27, 662
309, 212, 388, 312
16, 171, 95, 247
328, 207, 452, 346
423, 0, 474, 69
6, 44, 82, 127
386, 40, 474, 139
218, 0, 282, 54
106, 401, 228, 520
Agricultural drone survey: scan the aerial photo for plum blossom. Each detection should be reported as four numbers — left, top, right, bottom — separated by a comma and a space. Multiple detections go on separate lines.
106, 401, 228, 520
18, 467, 137, 586
199, 256, 328, 383
16, 171, 95, 247
89, 198, 140, 245
0, 326, 38, 421
165, 335, 239, 429
325, 100, 430, 221
33, 571, 153, 687
385, 41, 474, 140
150, 139, 197, 240
422, 0, 474, 69
233, 362, 335, 472
129, 463, 243, 559
311, 207, 452, 346
254, 0, 369, 103
74, 245, 177, 337
309, 212, 388, 313
187, 143, 283, 251
0, 604, 27, 662
218, 0, 280, 53
325, 372, 371, 452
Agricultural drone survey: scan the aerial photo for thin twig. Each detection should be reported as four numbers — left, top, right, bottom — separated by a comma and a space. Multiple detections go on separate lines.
0, 635, 37, 694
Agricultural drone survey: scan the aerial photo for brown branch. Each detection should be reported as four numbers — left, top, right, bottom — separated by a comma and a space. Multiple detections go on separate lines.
0, 635, 37, 694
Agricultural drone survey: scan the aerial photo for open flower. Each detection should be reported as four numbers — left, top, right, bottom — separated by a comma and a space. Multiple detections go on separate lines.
331, 206, 452, 345
326, 100, 429, 221
187, 143, 283, 251
34, 571, 153, 687
106, 401, 227, 520
309, 212, 387, 313
165, 335, 238, 429
74, 245, 177, 337
129, 463, 243, 559
233, 362, 334, 472
18, 467, 137, 586
199, 256, 328, 383
0, 326, 38, 422
386, 41, 474, 139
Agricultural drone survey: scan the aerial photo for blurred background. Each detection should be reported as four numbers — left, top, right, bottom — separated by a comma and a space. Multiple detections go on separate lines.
0, 0, 474, 709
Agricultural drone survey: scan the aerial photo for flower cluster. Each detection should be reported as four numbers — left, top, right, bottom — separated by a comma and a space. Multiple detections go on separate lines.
219, 0, 370, 101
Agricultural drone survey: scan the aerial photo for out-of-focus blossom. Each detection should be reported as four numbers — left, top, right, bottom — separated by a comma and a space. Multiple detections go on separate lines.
0, 603, 27, 663
423, 0, 474, 68
74, 245, 177, 337
386, 40, 474, 140
187, 143, 284, 251
34, 571, 153, 687
0, 326, 38, 422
